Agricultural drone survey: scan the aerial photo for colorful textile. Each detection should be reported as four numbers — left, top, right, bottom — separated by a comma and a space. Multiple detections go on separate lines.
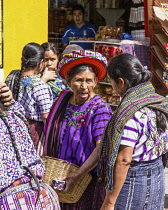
46, 73, 67, 102
27, 119, 44, 151
98, 81, 168, 190
62, 21, 97, 49
0, 101, 44, 190
58, 50, 108, 71
44, 90, 112, 168
44, 90, 72, 157
119, 44, 136, 56
18, 75, 53, 122
120, 44, 150, 67
134, 45, 150, 67
58, 50, 108, 83
114, 157, 165, 210
0, 176, 60, 210
120, 107, 168, 161
60, 174, 106, 210
0, 101, 60, 209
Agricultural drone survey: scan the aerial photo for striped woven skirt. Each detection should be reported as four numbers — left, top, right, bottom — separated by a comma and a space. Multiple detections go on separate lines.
114, 156, 165, 210
0, 176, 61, 210
27, 119, 44, 151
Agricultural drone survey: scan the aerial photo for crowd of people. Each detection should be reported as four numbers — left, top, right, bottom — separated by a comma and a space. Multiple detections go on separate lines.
1, 4, 168, 210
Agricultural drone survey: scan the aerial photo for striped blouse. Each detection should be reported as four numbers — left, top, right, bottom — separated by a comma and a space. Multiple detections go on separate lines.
58, 95, 112, 167
120, 107, 168, 161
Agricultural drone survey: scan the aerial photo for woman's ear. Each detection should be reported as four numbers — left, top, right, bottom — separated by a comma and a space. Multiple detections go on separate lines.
118, 77, 125, 89
118, 77, 127, 96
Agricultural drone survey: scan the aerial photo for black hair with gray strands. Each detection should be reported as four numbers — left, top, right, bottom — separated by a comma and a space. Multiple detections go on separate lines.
66, 64, 97, 83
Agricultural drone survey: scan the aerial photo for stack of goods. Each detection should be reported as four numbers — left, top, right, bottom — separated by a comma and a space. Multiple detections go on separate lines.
95, 25, 123, 41
94, 84, 121, 105
164, 42, 168, 53
163, 71, 168, 88
53, 10, 68, 34
95, 44, 123, 62
95, 25, 123, 62
48, 9, 68, 34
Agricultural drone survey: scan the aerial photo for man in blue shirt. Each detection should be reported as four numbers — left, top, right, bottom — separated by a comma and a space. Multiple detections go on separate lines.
62, 4, 97, 50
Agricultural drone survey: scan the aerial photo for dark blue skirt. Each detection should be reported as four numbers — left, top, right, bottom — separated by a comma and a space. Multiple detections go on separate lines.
115, 157, 165, 210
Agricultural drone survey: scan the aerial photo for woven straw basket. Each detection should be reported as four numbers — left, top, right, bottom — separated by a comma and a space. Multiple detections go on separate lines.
41, 156, 92, 203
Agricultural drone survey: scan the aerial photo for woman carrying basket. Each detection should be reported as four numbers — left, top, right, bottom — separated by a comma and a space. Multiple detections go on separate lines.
43, 50, 112, 209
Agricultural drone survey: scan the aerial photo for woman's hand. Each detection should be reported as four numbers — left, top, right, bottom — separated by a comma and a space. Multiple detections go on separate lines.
41, 68, 56, 82
100, 202, 114, 210
59, 173, 79, 193
0, 83, 13, 106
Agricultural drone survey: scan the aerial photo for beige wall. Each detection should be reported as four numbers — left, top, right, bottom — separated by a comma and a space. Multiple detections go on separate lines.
3, 0, 48, 79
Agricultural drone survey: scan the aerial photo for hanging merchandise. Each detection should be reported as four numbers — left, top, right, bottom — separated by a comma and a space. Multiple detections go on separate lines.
132, 0, 143, 3
129, 0, 145, 41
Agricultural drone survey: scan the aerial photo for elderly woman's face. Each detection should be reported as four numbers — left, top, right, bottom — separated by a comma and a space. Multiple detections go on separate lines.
68, 68, 97, 105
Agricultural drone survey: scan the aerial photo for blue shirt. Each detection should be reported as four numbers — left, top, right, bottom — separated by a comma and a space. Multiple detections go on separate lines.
62, 21, 97, 49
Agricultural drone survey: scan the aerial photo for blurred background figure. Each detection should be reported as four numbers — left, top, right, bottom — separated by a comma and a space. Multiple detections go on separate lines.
62, 4, 97, 50
41, 42, 67, 102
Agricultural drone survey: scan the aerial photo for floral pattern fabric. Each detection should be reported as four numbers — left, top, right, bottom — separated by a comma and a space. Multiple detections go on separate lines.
57, 95, 112, 167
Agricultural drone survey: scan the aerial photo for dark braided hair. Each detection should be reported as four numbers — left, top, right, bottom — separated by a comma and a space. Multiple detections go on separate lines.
13, 70, 22, 101
13, 43, 44, 101
21, 43, 44, 70
0, 108, 41, 200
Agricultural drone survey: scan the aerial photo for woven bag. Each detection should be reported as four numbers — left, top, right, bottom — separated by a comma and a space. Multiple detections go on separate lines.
41, 156, 92, 203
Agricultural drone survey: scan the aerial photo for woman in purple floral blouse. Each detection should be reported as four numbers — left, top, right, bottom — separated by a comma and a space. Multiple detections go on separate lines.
43, 50, 113, 209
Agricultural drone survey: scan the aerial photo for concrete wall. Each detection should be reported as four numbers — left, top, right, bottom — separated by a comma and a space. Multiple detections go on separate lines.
3, 0, 48, 79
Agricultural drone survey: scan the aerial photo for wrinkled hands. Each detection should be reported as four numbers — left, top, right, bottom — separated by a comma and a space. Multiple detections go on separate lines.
0, 83, 13, 106
58, 173, 79, 193
41, 68, 57, 82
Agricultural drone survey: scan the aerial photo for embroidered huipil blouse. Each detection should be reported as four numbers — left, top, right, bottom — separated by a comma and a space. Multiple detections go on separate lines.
58, 95, 112, 167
